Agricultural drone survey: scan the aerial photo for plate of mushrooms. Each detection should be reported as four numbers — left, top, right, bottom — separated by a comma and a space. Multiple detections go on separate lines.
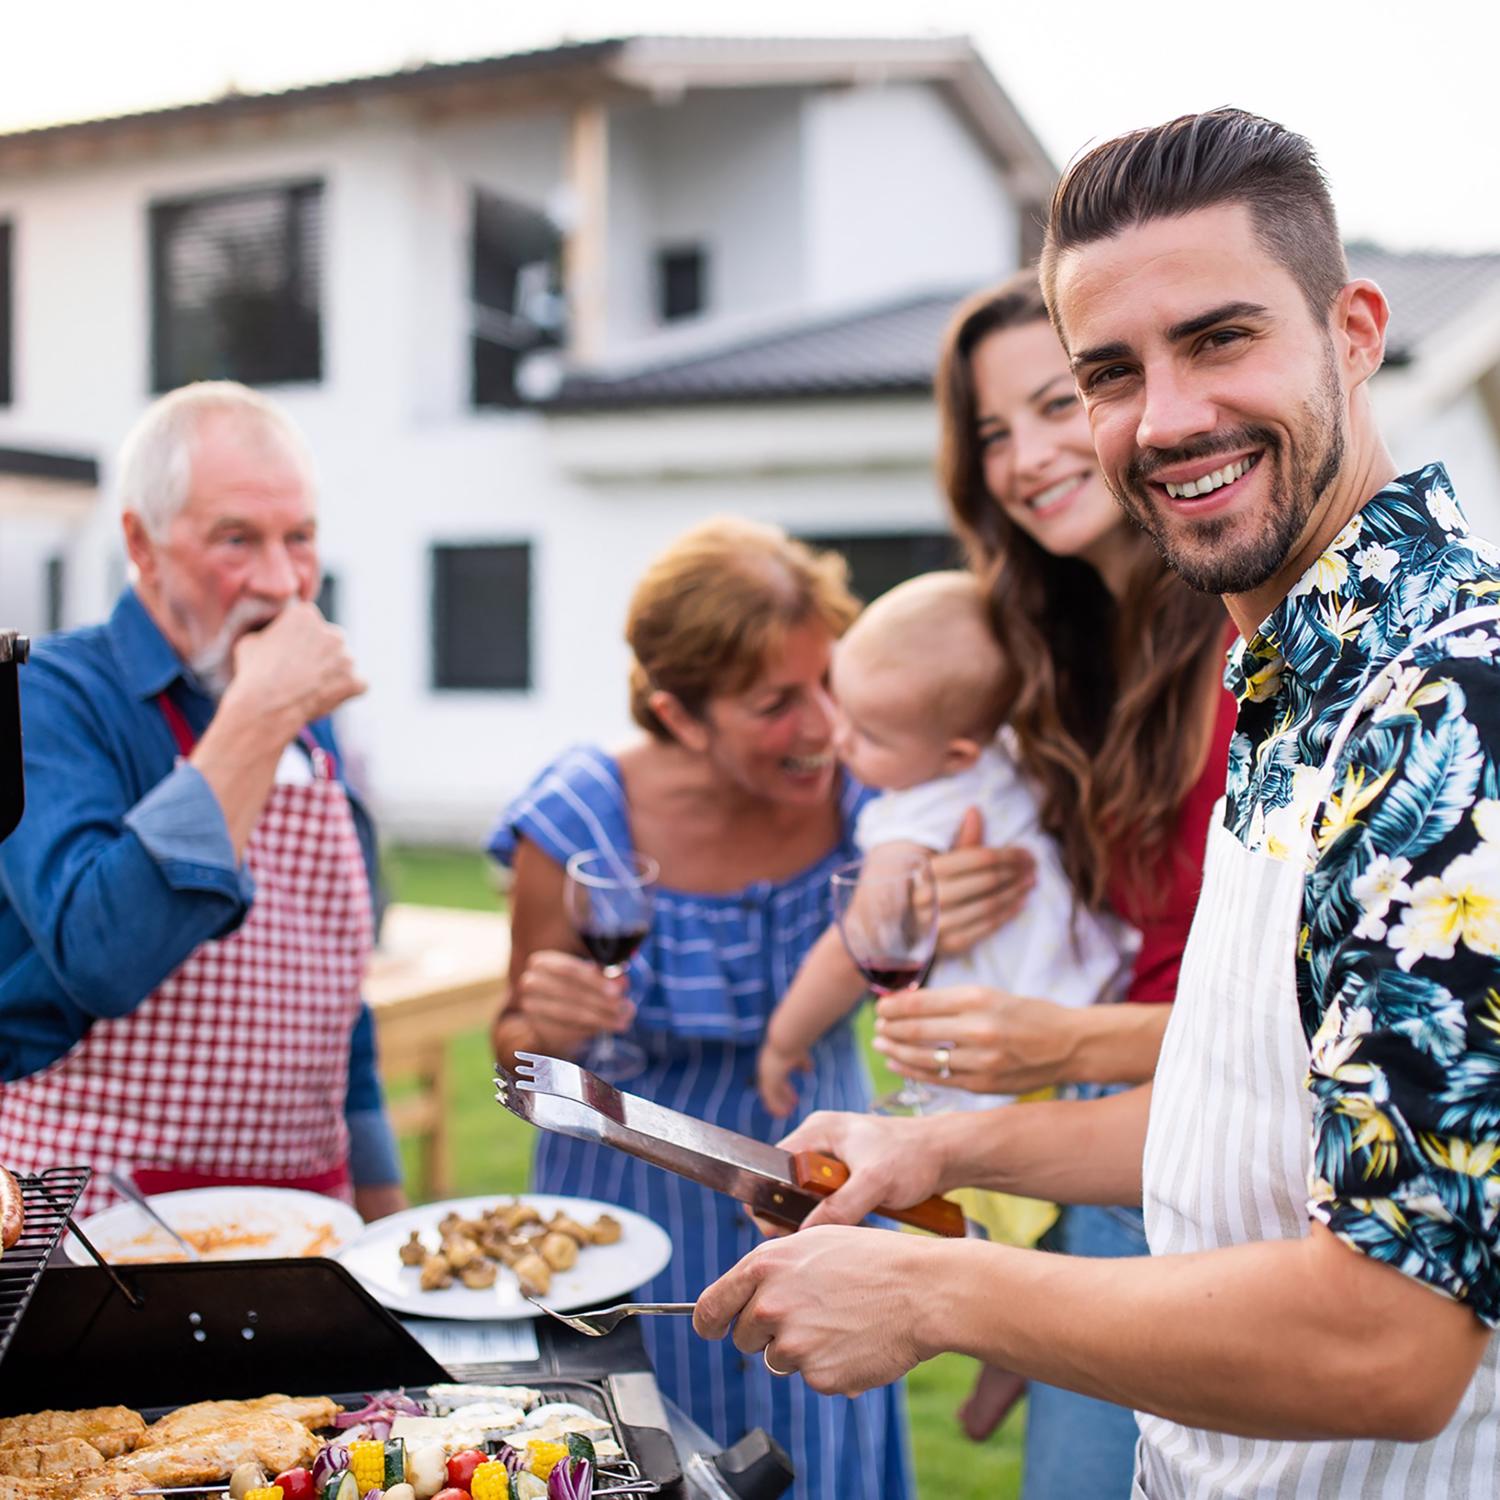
336, 1193, 673, 1320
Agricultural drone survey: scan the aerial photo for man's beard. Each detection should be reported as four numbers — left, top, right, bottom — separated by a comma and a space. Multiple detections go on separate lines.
187, 598, 285, 697
1111, 347, 1346, 596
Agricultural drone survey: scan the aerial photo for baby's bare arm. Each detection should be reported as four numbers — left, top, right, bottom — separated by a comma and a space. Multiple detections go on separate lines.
767, 925, 868, 1054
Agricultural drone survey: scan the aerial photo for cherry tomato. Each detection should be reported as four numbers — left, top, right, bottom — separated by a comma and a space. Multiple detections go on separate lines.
432, 1488, 471, 1500
274, 1470, 317, 1500
444, 1452, 487, 1492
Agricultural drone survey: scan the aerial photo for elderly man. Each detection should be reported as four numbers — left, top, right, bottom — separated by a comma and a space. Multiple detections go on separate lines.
696, 111, 1499, 1496
0, 381, 404, 1221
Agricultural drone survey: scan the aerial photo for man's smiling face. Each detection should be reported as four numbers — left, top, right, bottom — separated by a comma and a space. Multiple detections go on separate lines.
1053, 201, 1349, 598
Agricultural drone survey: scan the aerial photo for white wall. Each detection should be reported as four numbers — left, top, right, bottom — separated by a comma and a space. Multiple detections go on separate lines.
1386, 380, 1500, 541
801, 81, 1017, 311
603, 89, 805, 356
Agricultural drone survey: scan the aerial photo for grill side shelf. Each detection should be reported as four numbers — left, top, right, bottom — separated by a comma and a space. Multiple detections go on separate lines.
0, 1166, 91, 1366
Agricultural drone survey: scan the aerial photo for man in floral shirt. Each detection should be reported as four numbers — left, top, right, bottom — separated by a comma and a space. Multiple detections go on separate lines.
1228, 462, 1500, 1322
694, 109, 1498, 1499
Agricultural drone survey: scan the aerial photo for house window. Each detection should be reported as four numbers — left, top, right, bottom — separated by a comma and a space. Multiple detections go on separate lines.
150, 181, 323, 391
800, 531, 964, 605
430, 542, 532, 690
471, 190, 564, 409
0, 220, 11, 407
44, 555, 64, 633
657, 245, 706, 323
316, 571, 340, 625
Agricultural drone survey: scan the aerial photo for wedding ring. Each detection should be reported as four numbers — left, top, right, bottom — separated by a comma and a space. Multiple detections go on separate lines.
764, 1346, 792, 1377
934, 1046, 953, 1080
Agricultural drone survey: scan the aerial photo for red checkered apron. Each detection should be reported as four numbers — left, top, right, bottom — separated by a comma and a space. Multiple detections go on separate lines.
0, 696, 374, 1217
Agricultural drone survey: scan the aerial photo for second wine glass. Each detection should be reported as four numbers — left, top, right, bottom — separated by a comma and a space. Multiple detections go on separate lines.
830, 846, 943, 1115
564, 849, 659, 1083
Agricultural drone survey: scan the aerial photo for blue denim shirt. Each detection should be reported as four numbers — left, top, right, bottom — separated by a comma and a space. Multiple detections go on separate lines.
0, 589, 399, 1186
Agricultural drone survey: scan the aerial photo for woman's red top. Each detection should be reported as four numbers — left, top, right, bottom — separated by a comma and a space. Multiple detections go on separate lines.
1106, 676, 1239, 1005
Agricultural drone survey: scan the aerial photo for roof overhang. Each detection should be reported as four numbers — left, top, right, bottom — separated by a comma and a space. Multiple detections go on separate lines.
0, 446, 99, 519
0, 35, 1054, 190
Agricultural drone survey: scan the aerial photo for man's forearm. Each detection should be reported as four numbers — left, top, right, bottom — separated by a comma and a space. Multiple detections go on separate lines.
190, 698, 300, 857
1068, 1001, 1171, 1086
930, 1081, 1150, 1206
917, 1224, 1486, 1442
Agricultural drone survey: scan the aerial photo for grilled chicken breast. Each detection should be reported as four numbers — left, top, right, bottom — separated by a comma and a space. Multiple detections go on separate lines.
143, 1397, 338, 1444
0, 1413, 144, 1461
0, 1440, 105, 1479
111, 1415, 320, 1487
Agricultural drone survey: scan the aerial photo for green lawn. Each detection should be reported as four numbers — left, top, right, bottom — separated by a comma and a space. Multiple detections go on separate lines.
384, 846, 1026, 1499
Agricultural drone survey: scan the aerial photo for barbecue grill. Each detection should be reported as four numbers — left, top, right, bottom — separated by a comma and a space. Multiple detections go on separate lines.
0, 1177, 789, 1499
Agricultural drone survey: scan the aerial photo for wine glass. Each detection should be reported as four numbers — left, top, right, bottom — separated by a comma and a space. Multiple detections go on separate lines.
830, 847, 945, 1115
564, 849, 659, 1083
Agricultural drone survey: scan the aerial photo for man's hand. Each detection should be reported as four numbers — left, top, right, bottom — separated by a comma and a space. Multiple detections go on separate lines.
929, 808, 1036, 957
776, 1110, 946, 1228
221, 601, 366, 742
694, 1225, 936, 1396
192, 602, 368, 856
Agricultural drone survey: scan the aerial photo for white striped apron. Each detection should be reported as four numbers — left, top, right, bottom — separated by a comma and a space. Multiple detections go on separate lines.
1135, 607, 1500, 1498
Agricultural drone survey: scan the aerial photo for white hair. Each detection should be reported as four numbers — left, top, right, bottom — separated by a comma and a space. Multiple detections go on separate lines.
116, 381, 317, 538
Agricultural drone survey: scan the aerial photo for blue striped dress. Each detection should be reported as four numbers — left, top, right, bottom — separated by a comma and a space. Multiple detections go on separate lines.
489, 746, 913, 1500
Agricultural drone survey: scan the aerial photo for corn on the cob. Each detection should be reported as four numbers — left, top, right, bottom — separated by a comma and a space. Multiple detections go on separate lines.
523, 1441, 568, 1480
466, 1461, 510, 1500
244, 1487, 284, 1500
349, 1441, 386, 1494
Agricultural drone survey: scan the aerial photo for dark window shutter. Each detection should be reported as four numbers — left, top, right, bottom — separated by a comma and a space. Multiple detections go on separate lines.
657, 246, 706, 322
799, 531, 964, 605
151, 181, 323, 391
44, 555, 64, 633
0, 221, 11, 407
431, 542, 532, 690
470, 189, 563, 408
316, 571, 339, 625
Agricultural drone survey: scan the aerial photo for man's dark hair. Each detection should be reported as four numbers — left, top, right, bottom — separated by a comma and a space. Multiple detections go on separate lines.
1040, 108, 1347, 325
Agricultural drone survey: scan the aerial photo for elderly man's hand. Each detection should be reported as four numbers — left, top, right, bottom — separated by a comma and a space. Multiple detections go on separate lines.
224, 601, 366, 737
775, 1110, 947, 1229
694, 1226, 934, 1396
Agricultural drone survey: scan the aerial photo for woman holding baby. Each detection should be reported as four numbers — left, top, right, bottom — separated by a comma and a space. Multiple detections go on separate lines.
488, 519, 1032, 1500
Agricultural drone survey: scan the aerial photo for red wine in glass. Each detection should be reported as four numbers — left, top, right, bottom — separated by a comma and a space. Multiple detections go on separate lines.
859, 958, 931, 994
580, 927, 650, 972
829, 849, 943, 1115
564, 850, 659, 1082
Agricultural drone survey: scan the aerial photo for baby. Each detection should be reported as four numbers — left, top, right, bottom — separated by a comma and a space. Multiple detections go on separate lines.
757, 569, 1133, 1119
756, 569, 1137, 1442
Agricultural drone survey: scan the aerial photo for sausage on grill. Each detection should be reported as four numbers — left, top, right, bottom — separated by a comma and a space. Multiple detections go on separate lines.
0, 1166, 22, 1251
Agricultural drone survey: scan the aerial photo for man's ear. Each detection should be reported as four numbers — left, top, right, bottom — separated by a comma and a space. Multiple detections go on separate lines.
941, 737, 983, 775
1333, 279, 1389, 390
648, 690, 710, 753
122, 511, 157, 589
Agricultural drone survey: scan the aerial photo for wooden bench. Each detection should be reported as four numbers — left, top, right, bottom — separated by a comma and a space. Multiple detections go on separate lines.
365, 902, 510, 1199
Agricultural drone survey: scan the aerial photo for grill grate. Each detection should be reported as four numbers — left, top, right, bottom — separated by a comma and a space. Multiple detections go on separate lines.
0, 1166, 90, 1365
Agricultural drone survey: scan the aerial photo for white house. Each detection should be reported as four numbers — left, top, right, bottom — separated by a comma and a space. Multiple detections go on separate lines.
0, 36, 1497, 842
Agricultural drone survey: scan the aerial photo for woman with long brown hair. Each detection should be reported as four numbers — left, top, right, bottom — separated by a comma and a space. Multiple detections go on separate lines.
870, 267, 1237, 1496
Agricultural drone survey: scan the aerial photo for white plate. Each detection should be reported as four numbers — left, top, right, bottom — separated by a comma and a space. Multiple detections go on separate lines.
65, 1186, 366, 1265
337, 1193, 673, 1321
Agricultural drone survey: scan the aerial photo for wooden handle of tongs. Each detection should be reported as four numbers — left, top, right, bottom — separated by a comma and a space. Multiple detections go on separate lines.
791, 1151, 966, 1238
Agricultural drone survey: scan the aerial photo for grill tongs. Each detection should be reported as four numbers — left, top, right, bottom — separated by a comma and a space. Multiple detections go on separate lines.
496, 1052, 965, 1237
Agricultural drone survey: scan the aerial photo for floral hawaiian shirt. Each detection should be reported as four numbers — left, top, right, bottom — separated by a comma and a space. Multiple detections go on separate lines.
1225, 463, 1500, 1327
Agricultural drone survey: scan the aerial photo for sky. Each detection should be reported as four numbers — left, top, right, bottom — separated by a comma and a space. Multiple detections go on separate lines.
2, 0, 1495, 251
